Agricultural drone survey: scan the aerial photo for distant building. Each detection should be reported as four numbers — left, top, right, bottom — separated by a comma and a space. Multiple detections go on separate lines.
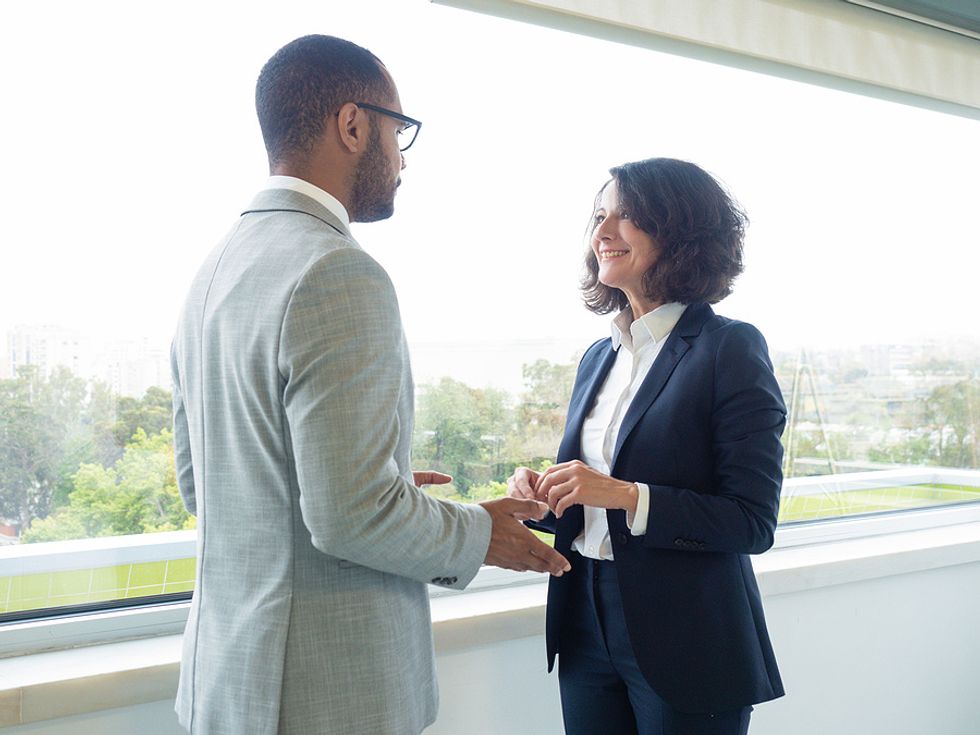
97, 339, 170, 398
5, 325, 89, 379
0, 523, 18, 545
3, 325, 170, 398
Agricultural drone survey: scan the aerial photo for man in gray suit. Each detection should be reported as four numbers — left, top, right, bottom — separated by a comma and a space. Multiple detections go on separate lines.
171, 35, 570, 735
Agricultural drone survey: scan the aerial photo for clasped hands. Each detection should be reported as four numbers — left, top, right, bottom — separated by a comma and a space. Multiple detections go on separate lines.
506, 461, 638, 519
414, 464, 637, 578
413, 470, 571, 578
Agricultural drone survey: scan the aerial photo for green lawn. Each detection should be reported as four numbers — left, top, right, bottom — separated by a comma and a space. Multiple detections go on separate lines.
778, 483, 980, 523
0, 557, 195, 615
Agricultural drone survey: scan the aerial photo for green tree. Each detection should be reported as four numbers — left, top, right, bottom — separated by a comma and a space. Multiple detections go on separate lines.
428, 480, 509, 504
926, 379, 978, 468
86, 380, 125, 467
22, 428, 193, 542
868, 434, 934, 465
413, 377, 513, 496
112, 386, 173, 448
505, 359, 576, 469
0, 366, 91, 530
868, 379, 978, 469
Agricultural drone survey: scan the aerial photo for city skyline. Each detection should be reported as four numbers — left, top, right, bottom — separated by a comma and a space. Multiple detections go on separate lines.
2, 324, 169, 398
5, 319, 976, 399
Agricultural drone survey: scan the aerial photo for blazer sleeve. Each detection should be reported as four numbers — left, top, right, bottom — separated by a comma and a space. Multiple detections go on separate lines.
525, 513, 557, 535
278, 247, 492, 588
170, 341, 196, 516
641, 322, 786, 555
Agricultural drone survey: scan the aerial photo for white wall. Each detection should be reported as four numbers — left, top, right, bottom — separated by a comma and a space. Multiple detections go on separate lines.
0, 701, 183, 735
6, 554, 980, 735
756, 561, 980, 735
428, 635, 562, 735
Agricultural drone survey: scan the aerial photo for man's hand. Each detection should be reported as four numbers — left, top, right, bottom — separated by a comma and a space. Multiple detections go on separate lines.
479, 497, 571, 576
414, 470, 453, 488
535, 460, 638, 518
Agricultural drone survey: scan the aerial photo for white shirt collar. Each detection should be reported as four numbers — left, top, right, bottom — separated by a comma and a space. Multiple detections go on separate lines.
264, 175, 350, 229
611, 302, 687, 352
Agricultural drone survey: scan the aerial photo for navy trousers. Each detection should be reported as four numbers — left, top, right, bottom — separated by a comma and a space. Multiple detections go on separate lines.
557, 552, 752, 735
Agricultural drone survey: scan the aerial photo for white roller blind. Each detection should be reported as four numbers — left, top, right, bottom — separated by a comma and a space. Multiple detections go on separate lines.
434, 0, 980, 116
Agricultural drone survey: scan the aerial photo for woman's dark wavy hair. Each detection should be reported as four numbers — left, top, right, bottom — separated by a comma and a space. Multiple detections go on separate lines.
581, 158, 747, 314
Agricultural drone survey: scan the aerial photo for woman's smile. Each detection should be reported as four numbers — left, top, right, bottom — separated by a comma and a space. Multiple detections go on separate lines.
591, 181, 662, 315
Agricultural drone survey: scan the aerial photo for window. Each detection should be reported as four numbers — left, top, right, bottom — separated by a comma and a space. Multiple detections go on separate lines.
1, 1, 977, 623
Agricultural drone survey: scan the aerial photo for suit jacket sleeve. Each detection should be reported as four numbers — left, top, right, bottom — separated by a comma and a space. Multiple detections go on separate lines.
278, 247, 492, 588
524, 513, 557, 535
171, 340, 196, 516
642, 322, 786, 555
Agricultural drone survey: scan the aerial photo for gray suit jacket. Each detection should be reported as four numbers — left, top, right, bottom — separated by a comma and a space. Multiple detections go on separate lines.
171, 188, 492, 735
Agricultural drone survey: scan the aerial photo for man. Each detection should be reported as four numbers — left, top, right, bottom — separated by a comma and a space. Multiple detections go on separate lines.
171, 34, 569, 735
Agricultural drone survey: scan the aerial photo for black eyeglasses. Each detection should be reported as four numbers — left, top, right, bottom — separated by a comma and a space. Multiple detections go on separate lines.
355, 102, 422, 152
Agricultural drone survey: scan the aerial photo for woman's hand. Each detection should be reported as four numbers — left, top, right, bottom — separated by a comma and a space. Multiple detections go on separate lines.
506, 467, 542, 500
535, 460, 638, 518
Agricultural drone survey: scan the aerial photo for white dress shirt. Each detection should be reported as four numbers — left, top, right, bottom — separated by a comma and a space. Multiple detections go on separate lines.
572, 302, 687, 560
266, 175, 350, 229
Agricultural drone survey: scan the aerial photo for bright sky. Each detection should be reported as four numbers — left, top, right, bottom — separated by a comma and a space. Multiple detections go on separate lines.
2, 0, 978, 382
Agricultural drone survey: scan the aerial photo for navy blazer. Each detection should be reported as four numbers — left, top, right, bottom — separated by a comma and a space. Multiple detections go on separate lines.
536, 303, 786, 714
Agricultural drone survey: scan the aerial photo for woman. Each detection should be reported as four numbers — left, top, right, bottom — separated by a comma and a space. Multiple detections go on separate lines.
508, 158, 785, 735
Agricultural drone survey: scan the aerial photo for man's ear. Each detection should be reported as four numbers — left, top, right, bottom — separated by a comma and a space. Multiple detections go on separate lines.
336, 102, 366, 154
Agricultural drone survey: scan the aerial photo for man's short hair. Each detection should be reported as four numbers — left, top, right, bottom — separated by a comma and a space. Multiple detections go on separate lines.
581, 158, 747, 312
256, 35, 390, 164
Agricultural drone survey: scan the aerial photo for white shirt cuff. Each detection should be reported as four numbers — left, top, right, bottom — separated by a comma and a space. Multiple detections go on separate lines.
626, 483, 650, 535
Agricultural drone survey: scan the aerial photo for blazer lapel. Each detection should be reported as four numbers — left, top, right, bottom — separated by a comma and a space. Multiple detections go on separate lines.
611, 303, 713, 465
557, 341, 617, 463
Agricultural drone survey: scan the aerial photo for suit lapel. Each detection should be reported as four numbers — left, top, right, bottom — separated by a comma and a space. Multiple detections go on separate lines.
611, 303, 713, 466
554, 342, 617, 542
557, 342, 617, 463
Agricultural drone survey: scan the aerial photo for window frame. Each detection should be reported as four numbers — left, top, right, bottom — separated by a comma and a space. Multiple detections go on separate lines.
2, 0, 978, 663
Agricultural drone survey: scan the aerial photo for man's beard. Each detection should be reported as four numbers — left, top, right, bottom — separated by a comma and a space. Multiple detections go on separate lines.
349, 125, 396, 223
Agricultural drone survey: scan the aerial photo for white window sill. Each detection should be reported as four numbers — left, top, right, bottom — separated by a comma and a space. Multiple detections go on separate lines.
2, 520, 980, 728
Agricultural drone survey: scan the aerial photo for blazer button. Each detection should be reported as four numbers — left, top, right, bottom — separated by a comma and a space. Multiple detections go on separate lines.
616, 533, 628, 545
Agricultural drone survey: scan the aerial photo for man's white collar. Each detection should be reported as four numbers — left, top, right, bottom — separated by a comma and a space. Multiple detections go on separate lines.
265, 175, 350, 228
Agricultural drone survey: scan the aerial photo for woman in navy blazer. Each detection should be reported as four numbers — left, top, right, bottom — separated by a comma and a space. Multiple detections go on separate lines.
509, 158, 785, 735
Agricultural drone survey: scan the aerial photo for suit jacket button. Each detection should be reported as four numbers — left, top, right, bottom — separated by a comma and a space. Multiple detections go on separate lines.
616, 533, 628, 545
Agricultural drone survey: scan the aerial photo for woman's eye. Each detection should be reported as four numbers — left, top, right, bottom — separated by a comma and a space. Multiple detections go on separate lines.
619, 211, 630, 220
593, 214, 605, 225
